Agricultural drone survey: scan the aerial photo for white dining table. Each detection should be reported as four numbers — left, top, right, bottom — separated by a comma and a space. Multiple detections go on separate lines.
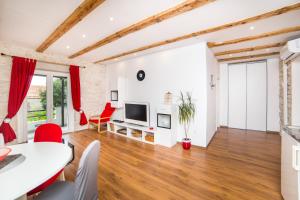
0, 142, 72, 200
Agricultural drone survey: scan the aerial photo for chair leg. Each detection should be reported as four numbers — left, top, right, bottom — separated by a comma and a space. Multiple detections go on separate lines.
58, 171, 65, 181
99, 123, 107, 133
98, 123, 101, 133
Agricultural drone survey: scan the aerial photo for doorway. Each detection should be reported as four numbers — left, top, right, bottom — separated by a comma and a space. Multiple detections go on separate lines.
26, 70, 73, 136
228, 60, 267, 131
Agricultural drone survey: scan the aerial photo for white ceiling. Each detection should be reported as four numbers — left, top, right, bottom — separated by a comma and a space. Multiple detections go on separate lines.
0, 0, 300, 64
0, 0, 82, 49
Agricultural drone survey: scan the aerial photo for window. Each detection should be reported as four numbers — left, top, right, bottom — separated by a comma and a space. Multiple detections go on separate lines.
52, 76, 68, 127
26, 70, 74, 136
27, 75, 47, 134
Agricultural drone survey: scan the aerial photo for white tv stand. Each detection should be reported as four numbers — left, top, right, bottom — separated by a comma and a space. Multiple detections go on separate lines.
107, 121, 156, 145
107, 105, 177, 147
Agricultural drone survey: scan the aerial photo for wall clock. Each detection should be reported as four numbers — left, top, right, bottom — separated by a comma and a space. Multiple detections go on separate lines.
137, 70, 145, 81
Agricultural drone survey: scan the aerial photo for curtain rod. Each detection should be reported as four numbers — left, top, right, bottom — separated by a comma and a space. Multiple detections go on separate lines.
0, 53, 86, 69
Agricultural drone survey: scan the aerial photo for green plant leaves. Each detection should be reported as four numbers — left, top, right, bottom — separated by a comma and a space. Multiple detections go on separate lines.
178, 92, 196, 138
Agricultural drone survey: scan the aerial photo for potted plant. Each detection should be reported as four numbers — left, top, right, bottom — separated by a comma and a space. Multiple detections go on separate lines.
178, 92, 195, 150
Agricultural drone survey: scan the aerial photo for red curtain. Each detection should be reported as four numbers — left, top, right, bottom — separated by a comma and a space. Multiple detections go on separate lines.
0, 56, 36, 143
69, 65, 87, 125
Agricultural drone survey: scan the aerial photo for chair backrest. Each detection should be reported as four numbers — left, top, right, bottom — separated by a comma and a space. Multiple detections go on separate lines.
74, 140, 100, 200
34, 123, 63, 143
100, 102, 115, 118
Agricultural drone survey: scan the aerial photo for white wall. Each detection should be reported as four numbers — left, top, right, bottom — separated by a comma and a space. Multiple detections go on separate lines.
292, 56, 300, 126
106, 42, 217, 147
219, 63, 228, 127
205, 47, 218, 144
218, 58, 280, 132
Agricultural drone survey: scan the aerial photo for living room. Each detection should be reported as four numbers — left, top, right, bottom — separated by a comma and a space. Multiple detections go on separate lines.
0, 1, 300, 200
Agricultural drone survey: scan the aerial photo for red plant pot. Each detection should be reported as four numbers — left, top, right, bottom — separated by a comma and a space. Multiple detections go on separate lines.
182, 138, 191, 150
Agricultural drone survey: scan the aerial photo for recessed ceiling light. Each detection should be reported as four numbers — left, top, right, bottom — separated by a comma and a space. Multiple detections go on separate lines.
66, 45, 70, 49
82, 34, 86, 38
109, 17, 114, 21
249, 26, 255, 30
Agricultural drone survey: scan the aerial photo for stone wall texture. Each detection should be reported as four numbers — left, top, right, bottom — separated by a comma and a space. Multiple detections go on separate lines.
0, 41, 107, 143
279, 61, 284, 129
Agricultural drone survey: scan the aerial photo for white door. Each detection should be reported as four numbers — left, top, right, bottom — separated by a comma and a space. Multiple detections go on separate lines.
246, 62, 267, 131
228, 63, 247, 129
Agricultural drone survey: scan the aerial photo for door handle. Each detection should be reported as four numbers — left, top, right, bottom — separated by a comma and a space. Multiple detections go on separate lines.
293, 145, 300, 170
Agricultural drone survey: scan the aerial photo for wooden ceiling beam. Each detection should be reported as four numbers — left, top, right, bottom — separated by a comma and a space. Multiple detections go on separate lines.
215, 42, 286, 56
94, 2, 300, 63
69, 0, 214, 58
208, 26, 300, 48
36, 0, 105, 52
218, 52, 279, 62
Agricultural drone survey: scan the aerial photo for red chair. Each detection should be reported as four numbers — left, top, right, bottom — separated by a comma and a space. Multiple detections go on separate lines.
88, 102, 115, 133
27, 123, 64, 196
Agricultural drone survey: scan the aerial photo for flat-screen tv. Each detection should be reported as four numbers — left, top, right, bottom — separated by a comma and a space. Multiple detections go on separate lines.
124, 102, 149, 127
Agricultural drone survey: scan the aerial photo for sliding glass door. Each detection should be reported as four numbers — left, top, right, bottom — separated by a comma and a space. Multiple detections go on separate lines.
27, 75, 47, 134
26, 71, 73, 135
52, 76, 68, 128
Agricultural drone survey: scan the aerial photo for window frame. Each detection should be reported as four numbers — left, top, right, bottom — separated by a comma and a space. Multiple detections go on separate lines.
20, 70, 74, 138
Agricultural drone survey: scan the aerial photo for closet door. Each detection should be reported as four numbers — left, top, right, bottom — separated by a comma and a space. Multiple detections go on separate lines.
246, 62, 267, 131
228, 63, 247, 129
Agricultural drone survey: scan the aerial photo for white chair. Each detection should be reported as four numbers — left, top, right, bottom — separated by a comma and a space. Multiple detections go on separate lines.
36, 140, 100, 200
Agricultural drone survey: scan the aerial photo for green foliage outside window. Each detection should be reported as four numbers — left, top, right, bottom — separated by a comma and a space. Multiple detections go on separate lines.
40, 78, 67, 110
28, 78, 67, 122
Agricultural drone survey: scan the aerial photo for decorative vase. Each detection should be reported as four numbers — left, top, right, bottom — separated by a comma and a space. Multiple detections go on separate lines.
182, 138, 191, 150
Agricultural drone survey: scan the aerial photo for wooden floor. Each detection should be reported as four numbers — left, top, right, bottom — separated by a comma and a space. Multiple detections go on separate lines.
64, 127, 282, 200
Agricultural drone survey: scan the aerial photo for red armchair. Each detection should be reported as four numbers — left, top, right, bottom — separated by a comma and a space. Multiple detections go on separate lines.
88, 102, 115, 133
27, 123, 64, 196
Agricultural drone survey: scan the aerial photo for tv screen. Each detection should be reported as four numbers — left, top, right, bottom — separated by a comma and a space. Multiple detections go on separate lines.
125, 103, 147, 122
